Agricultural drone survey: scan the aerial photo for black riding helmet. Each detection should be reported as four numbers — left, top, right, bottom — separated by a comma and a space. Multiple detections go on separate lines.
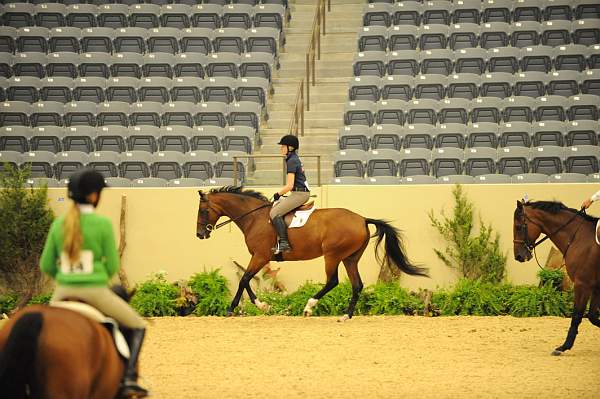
278, 134, 299, 150
67, 168, 106, 204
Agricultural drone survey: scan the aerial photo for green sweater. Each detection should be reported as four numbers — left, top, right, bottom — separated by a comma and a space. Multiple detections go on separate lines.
40, 212, 119, 286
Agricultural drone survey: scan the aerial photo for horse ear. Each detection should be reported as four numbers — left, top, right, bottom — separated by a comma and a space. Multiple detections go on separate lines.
517, 200, 523, 209
198, 190, 204, 199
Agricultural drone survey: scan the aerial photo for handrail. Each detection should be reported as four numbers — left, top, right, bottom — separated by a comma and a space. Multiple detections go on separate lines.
288, 0, 330, 138
288, 78, 305, 137
305, 0, 328, 111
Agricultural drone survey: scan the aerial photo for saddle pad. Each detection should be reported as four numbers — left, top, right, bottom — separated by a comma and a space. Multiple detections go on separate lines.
289, 205, 316, 228
51, 301, 130, 359
596, 219, 600, 245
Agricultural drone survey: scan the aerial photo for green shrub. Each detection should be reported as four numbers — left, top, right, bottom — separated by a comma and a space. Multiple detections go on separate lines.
429, 185, 507, 283
537, 269, 565, 290
0, 294, 17, 314
508, 284, 571, 317
28, 293, 52, 305
284, 282, 322, 316
0, 164, 54, 301
434, 279, 511, 316
363, 282, 424, 315
131, 273, 179, 317
189, 270, 230, 316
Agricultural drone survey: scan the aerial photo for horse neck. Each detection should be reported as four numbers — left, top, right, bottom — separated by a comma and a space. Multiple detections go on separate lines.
528, 208, 587, 254
212, 194, 268, 233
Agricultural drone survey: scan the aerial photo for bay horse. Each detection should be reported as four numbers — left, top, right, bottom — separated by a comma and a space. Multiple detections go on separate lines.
513, 200, 600, 355
196, 186, 428, 320
0, 288, 135, 398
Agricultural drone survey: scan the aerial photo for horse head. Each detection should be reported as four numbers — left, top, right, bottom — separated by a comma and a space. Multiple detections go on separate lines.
196, 190, 220, 239
513, 200, 540, 262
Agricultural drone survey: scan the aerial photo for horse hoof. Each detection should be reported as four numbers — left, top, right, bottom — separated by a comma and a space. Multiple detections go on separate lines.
255, 300, 270, 312
226, 311, 234, 317
551, 349, 563, 356
337, 314, 350, 323
303, 310, 312, 317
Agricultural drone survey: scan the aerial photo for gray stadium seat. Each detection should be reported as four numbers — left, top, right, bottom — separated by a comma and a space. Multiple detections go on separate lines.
54, 150, 89, 180
465, 147, 498, 176
105, 177, 133, 187
88, 150, 120, 178
437, 175, 475, 184
353, 51, 386, 77
119, 150, 153, 179
339, 125, 371, 151
565, 145, 600, 175
549, 173, 588, 183
184, 150, 216, 180
371, 123, 402, 150
22, 150, 56, 178
0, 126, 31, 152
387, 50, 419, 76
366, 176, 401, 185
531, 145, 565, 175
402, 123, 435, 149
432, 147, 464, 177
566, 120, 599, 146
130, 102, 163, 127
447, 73, 481, 100
73, 77, 107, 104
435, 123, 467, 149
474, 174, 512, 184
160, 125, 193, 153
95, 125, 128, 153
30, 125, 65, 153
152, 150, 185, 180
467, 122, 499, 148
532, 120, 566, 147
503, 96, 536, 123
168, 178, 205, 187
514, 71, 549, 98
399, 147, 431, 176
499, 121, 532, 148
401, 175, 437, 184
333, 149, 367, 178
330, 176, 367, 185
366, 148, 401, 177
512, 173, 549, 183
498, 146, 531, 175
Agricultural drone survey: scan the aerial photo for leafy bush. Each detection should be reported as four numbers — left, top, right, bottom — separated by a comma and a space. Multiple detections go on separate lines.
189, 270, 230, 316
0, 294, 17, 314
537, 269, 566, 290
433, 279, 511, 316
362, 282, 423, 315
429, 185, 506, 283
28, 293, 52, 305
130, 273, 179, 317
508, 284, 572, 317
0, 165, 54, 304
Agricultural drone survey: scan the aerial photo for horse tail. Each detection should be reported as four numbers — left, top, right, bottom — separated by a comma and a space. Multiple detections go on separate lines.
365, 218, 429, 277
0, 312, 43, 398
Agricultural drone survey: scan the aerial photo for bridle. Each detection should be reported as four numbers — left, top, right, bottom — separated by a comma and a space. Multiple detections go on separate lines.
514, 205, 586, 269
198, 196, 271, 232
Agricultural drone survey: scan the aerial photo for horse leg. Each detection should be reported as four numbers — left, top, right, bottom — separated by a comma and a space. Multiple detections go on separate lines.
588, 287, 600, 328
227, 255, 269, 316
303, 257, 340, 317
552, 284, 593, 356
339, 258, 364, 323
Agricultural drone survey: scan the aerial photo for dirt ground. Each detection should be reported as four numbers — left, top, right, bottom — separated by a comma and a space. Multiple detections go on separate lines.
141, 316, 599, 399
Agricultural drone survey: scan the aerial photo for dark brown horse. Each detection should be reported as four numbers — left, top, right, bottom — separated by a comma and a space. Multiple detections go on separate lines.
196, 187, 428, 320
513, 200, 600, 355
0, 305, 125, 398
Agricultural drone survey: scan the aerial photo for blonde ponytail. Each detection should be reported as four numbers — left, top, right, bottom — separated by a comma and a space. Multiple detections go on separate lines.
63, 202, 82, 263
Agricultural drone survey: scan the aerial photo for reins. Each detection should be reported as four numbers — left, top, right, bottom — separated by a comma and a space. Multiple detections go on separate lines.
212, 202, 272, 230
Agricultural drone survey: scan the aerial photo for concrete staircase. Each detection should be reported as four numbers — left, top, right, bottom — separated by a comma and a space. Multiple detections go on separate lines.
246, 0, 364, 186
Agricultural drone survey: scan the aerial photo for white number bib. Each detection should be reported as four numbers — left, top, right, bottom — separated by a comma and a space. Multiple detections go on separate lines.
60, 250, 94, 274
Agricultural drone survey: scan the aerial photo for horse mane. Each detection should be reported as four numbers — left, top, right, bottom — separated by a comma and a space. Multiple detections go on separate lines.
526, 200, 598, 223
209, 186, 269, 202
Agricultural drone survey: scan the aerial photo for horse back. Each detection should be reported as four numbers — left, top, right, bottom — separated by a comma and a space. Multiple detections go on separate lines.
0, 305, 123, 399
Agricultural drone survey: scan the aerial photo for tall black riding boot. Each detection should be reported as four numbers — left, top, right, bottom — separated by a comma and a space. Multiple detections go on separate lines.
272, 215, 292, 254
121, 328, 149, 398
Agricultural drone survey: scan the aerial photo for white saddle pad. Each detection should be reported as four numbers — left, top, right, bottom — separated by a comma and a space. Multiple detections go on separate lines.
596, 219, 600, 245
51, 301, 130, 359
289, 205, 317, 228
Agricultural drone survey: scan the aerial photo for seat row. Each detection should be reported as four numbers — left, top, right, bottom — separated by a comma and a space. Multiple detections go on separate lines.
0, 100, 263, 129
0, 76, 271, 107
1, 3, 287, 30
343, 95, 600, 126
0, 149, 249, 181
363, 1, 599, 26
333, 145, 600, 178
0, 26, 283, 55
18, 176, 237, 188
358, 20, 600, 51
331, 173, 597, 185
349, 70, 600, 101
354, 46, 600, 77
0, 1, 288, 5
339, 121, 600, 150
0, 124, 256, 154
0, 52, 276, 80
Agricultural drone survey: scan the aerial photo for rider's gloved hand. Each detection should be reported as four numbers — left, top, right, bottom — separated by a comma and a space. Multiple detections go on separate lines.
273, 193, 281, 201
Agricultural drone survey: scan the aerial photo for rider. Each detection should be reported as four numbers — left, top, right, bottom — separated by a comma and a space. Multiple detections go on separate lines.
270, 134, 310, 254
40, 169, 148, 398
581, 190, 600, 209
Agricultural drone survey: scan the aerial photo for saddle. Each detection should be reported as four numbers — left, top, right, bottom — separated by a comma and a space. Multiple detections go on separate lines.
283, 201, 315, 227
51, 301, 130, 359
